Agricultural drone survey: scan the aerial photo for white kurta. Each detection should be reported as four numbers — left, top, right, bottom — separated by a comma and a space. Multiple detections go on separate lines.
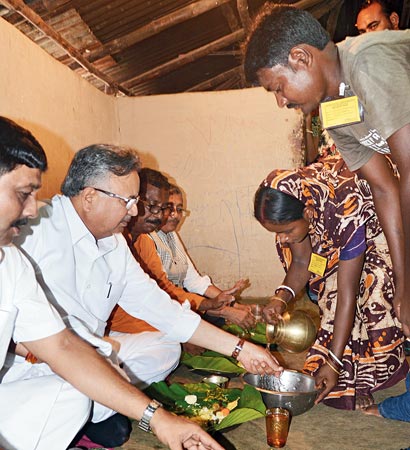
14, 196, 201, 401
0, 245, 90, 450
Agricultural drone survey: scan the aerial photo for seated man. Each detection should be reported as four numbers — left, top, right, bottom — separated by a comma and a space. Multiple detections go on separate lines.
12, 141, 282, 431
109, 169, 255, 337
151, 183, 254, 326
0, 116, 223, 450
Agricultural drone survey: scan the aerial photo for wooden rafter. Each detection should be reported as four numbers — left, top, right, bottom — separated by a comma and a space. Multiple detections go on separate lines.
0, 0, 131, 96
123, 29, 245, 89
186, 66, 243, 92
237, 0, 251, 32
85, 0, 233, 63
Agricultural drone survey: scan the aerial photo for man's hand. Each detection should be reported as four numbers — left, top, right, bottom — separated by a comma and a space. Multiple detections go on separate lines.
212, 279, 250, 308
221, 304, 255, 329
151, 409, 224, 450
237, 341, 283, 377
314, 363, 339, 405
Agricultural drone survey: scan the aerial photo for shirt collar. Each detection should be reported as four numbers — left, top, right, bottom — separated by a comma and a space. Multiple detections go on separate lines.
58, 195, 118, 255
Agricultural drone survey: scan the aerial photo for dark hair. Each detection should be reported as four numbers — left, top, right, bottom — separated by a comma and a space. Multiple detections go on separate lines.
169, 184, 182, 196
139, 168, 170, 192
61, 144, 141, 197
359, 0, 397, 17
0, 116, 47, 176
243, 3, 330, 85
254, 185, 305, 224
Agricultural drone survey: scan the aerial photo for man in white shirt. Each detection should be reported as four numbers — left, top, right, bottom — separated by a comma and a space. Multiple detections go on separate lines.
12, 142, 282, 430
0, 116, 225, 450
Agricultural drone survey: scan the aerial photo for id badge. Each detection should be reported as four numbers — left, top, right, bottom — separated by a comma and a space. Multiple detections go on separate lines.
308, 253, 327, 276
320, 96, 363, 129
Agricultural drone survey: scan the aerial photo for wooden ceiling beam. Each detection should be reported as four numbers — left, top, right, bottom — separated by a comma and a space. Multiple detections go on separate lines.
237, 0, 251, 32
294, 0, 328, 10
123, 29, 245, 89
0, 0, 131, 96
186, 66, 243, 92
85, 0, 233, 63
220, 3, 241, 32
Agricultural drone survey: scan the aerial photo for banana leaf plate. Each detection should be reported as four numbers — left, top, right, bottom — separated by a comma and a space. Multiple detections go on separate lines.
144, 380, 266, 432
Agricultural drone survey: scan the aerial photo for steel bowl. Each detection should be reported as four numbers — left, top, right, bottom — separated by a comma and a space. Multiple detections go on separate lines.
242, 370, 317, 416
202, 375, 230, 388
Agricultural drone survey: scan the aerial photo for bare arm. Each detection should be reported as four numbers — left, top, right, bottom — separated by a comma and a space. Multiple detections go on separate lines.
188, 319, 283, 376
263, 236, 312, 322
315, 252, 364, 403
387, 123, 410, 335
358, 150, 407, 333
24, 329, 223, 450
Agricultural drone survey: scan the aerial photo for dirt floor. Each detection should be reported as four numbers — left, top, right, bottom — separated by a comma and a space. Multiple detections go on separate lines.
115, 296, 410, 450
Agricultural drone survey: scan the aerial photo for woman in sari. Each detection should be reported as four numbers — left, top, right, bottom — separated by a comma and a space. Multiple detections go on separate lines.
254, 155, 408, 410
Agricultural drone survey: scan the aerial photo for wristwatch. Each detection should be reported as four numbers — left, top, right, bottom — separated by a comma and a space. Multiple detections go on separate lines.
138, 399, 162, 432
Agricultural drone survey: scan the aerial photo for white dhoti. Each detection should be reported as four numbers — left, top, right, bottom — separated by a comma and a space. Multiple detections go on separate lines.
110, 331, 181, 386
0, 374, 91, 450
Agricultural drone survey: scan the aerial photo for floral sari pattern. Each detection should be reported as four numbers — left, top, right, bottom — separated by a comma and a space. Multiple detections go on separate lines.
264, 155, 407, 410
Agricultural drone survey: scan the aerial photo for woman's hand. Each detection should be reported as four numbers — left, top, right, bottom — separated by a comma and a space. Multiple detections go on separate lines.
263, 296, 287, 323
236, 341, 283, 377
151, 408, 224, 450
314, 362, 340, 404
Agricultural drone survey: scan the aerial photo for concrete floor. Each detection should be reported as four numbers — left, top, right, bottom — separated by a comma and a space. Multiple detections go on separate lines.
116, 297, 410, 450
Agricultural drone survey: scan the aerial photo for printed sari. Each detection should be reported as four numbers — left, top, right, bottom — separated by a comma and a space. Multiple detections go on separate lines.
264, 155, 408, 410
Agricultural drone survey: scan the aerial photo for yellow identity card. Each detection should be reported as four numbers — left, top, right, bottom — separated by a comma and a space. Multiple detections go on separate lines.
320, 96, 362, 129
308, 253, 327, 276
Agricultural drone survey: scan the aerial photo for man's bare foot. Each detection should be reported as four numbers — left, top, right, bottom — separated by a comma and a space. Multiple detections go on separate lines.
356, 394, 374, 410
362, 404, 382, 417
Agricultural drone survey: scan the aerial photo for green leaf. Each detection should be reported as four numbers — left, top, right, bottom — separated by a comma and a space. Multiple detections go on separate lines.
238, 385, 266, 414
181, 354, 246, 375
214, 408, 265, 431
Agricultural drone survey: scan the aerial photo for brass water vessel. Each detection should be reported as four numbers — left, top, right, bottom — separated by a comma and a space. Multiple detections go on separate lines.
266, 310, 317, 353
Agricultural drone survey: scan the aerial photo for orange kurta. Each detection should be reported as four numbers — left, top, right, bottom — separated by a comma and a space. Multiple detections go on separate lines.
108, 233, 204, 334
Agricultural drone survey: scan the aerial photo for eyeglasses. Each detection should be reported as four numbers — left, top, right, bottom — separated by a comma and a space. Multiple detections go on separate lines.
92, 187, 139, 210
140, 198, 171, 215
168, 205, 189, 217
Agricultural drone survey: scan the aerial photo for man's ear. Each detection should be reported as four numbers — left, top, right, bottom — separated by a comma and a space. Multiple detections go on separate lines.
288, 45, 313, 70
80, 187, 97, 212
303, 205, 314, 221
390, 12, 400, 30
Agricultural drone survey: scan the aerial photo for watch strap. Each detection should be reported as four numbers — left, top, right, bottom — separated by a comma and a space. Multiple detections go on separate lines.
138, 399, 162, 432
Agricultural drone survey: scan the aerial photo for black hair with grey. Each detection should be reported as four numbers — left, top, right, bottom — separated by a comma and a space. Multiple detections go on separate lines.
0, 116, 47, 176
139, 167, 170, 193
243, 3, 330, 85
61, 144, 141, 197
254, 185, 305, 224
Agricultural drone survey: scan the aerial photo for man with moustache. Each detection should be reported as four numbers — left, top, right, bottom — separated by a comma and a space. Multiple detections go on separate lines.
13, 144, 282, 439
109, 169, 253, 341
356, 0, 400, 34
0, 116, 226, 450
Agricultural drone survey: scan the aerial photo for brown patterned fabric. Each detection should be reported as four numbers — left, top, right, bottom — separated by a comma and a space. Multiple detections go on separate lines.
264, 155, 407, 410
